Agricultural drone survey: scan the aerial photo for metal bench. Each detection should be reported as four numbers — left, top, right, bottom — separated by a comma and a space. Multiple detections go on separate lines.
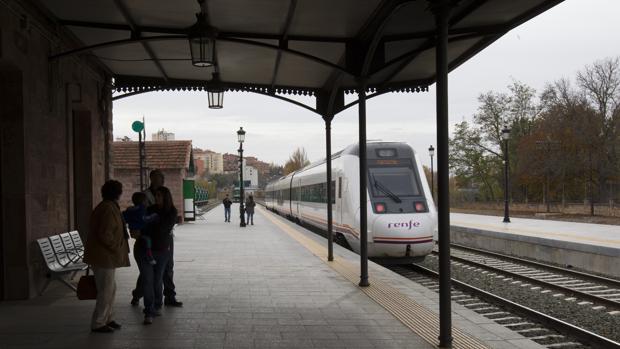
36, 231, 87, 295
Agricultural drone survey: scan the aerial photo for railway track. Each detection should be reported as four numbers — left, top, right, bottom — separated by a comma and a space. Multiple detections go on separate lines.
440, 244, 620, 313
391, 264, 620, 349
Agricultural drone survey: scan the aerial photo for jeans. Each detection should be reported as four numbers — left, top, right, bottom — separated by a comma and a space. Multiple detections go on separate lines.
246, 212, 254, 225
133, 238, 177, 301
135, 246, 170, 316
224, 207, 231, 222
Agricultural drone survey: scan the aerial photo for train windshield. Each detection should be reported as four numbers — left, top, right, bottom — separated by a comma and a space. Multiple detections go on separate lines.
369, 167, 421, 198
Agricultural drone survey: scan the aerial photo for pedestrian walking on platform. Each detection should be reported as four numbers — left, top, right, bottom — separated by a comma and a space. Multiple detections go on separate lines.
223, 194, 232, 222
84, 180, 130, 333
245, 195, 256, 225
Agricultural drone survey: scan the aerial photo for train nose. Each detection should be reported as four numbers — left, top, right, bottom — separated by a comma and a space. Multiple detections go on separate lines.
371, 214, 435, 246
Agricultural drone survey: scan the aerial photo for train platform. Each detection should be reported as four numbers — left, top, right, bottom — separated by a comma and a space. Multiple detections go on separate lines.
450, 213, 620, 278
0, 205, 546, 349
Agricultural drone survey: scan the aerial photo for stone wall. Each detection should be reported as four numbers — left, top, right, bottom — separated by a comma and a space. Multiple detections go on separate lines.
0, 0, 111, 299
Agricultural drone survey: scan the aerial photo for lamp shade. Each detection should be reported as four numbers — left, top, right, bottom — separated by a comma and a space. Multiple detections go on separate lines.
501, 125, 511, 140
188, 13, 216, 67
237, 127, 246, 143
207, 72, 224, 109
208, 88, 223, 109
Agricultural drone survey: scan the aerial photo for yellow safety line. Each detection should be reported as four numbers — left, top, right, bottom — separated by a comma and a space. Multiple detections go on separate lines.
452, 220, 620, 246
259, 207, 489, 349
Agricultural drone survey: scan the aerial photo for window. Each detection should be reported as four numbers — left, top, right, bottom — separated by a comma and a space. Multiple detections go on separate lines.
369, 167, 420, 198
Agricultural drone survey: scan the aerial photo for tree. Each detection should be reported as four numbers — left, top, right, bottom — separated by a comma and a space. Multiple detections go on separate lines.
283, 148, 310, 175
449, 121, 501, 201
577, 57, 620, 203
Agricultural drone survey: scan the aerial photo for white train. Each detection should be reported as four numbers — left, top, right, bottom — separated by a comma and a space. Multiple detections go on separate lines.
265, 141, 437, 263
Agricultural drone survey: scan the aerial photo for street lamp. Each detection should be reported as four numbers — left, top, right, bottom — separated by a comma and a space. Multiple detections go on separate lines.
502, 125, 511, 223
237, 127, 247, 227
428, 145, 435, 201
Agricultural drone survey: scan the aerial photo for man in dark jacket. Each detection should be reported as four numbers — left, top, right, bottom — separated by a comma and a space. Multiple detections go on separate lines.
223, 194, 232, 222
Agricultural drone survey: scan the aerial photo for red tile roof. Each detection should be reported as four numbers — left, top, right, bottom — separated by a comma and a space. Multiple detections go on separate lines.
112, 141, 192, 170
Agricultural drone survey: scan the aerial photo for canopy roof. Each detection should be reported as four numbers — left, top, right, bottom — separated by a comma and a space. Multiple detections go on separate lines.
42, 0, 563, 114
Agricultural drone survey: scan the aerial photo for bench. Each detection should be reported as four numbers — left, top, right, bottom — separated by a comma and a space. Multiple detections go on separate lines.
36, 231, 88, 295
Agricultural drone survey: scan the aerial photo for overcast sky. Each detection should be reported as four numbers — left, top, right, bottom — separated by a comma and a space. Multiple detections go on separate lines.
113, 0, 620, 167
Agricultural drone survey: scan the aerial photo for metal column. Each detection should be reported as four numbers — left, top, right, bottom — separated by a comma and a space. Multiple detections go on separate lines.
434, 1, 453, 347
357, 81, 369, 287
138, 129, 146, 191
324, 114, 335, 262
503, 138, 511, 223
239, 143, 246, 227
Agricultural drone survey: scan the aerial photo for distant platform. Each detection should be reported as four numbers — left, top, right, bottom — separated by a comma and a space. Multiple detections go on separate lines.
450, 213, 620, 278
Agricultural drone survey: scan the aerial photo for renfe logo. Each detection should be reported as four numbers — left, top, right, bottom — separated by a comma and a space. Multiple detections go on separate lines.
388, 221, 421, 229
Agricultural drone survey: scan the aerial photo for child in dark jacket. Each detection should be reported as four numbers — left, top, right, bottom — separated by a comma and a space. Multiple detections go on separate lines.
123, 192, 158, 265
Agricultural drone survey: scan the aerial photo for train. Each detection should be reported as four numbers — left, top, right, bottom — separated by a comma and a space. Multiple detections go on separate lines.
265, 141, 437, 263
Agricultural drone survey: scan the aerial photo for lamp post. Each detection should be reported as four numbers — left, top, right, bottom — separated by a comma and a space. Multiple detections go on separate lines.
131, 120, 146, 190
428, 145, 435, 201
502, 125, 511, 223
237, 127, 246, 227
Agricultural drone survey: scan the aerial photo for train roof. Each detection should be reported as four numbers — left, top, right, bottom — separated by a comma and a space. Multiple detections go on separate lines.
265, 141, 416, 188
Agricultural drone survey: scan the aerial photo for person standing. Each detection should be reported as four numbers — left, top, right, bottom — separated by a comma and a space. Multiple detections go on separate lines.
131, 169, 183, 307
83, 180, 130, 333
138, 186, 177, 324
245, 195, 256, 225
222, 194, 232, 222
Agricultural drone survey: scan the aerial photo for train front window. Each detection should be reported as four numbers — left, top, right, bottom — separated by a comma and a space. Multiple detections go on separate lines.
369, 167, 420, 198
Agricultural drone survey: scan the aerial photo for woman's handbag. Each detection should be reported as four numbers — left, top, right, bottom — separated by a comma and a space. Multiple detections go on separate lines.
76, 268, 97, 300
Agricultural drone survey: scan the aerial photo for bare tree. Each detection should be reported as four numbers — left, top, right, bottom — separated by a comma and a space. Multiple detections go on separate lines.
283, 147, 310, 175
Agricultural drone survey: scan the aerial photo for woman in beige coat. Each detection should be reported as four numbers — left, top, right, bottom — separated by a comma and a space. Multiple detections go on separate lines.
84, 180, 130, 333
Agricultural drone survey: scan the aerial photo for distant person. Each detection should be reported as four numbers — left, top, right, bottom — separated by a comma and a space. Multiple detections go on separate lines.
137, 186, 178, 325
131, 169, 183, 307
123, 192, 158, 265
223, 194, 232, 222
83, 180, 130, 333
245, 195, 256, 225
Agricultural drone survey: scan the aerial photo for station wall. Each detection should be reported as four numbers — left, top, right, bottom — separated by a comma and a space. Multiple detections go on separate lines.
0, 0, 112, 299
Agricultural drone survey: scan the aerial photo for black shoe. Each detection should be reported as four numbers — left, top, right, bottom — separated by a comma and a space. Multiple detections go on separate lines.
164, 299, 183, 307
92, 325, 114, 333
106, 321, 122, 330
131, 297, 140, 306
143, 316, 153, 325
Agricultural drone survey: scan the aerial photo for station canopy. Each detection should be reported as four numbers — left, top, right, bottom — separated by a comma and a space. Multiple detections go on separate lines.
42, 0, 563, 113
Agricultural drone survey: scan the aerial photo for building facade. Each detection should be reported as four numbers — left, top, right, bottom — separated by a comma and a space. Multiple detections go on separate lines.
152, 129, 175, 141
112, 141, 194, 222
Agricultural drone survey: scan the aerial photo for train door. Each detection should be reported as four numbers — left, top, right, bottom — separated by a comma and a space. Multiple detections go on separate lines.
338, 176, 345, 223
295, 178, 301, 217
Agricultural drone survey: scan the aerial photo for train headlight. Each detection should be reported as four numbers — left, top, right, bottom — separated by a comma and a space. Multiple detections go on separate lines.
374, 202, 386, 213
414, 202, 426, 212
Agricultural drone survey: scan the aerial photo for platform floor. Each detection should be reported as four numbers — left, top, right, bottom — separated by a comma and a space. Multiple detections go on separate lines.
0, 206, 545, 349
451, 213, 620, 249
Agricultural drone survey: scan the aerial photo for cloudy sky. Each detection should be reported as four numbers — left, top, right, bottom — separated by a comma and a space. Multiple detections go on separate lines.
113, 0, 620, 167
